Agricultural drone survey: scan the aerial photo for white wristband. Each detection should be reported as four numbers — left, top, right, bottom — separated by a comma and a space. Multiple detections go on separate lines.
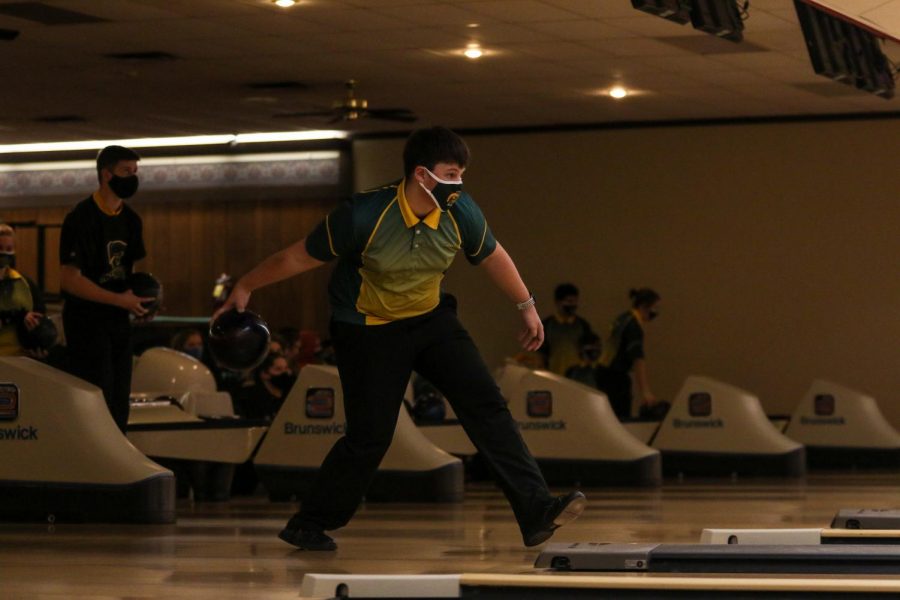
516, 293, 535, 311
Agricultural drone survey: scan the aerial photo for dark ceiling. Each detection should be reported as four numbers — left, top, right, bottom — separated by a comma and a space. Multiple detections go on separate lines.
0, 0, 898, 145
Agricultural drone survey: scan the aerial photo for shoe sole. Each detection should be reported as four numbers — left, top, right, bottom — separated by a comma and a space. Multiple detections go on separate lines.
524, 494, 587, 547
553, 494, 587, 528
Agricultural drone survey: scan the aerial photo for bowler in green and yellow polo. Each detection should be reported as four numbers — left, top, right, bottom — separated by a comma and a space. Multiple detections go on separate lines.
217, 126, 586, 552
305, 177, 495, 325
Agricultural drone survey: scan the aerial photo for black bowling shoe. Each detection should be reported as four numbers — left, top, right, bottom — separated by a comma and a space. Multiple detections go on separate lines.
278, 526, 337, 551
523, 491, 587, 547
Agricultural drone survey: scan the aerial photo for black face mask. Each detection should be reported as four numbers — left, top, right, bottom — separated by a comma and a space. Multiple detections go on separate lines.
582, 348, 600, 362
419, 168, 463, 212
108, 174, 139, 199
183, 346, 204, 361
269, 373, 295, 394
648, 309, 659, 321
0, 252, 15, 270
561, 304, 578, 316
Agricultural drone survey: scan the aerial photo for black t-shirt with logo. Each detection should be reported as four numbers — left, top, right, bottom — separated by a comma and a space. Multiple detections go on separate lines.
59, 195, 146, 316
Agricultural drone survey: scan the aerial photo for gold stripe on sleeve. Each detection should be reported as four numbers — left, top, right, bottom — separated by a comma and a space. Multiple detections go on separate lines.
470, 220, 488, 257
325, 214, 339, 257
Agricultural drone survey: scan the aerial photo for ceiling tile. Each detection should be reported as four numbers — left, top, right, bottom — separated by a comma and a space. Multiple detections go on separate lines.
454, 0, 586, 23
0, 0, 896, 144
520, 19, 638, 41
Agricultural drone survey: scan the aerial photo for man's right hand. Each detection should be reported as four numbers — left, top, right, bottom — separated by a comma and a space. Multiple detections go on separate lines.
23, 311, 43, 331
119, 290, 152, 317
212, 282, 251, 321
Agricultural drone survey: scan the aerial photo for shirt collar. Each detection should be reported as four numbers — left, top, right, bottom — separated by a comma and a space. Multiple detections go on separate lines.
398, 177, 441, 230
631, 308, 646, 328
555, 313, 576, 324
93, 191, 123, 216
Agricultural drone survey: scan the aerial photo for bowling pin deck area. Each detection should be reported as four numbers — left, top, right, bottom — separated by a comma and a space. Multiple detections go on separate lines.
5, 473, 900, 599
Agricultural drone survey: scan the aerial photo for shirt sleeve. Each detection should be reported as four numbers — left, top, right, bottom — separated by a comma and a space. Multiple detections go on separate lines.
58, 211, 84, 269
451, 194, 497, 265
305, 200, 356, 262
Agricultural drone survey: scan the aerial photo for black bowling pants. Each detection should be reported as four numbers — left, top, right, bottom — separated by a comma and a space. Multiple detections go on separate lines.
297, 297, 553, 533
596, 366, 633, 421
64, 309, 133, 432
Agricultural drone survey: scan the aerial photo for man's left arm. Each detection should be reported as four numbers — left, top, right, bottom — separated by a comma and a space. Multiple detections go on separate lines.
479, 242, 543, 351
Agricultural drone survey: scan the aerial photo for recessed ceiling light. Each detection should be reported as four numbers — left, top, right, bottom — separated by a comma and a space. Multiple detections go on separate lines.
466, 23, 480, 28
273, 0, 296, 7
609, 86, 628, 99
464, 44, 483, 59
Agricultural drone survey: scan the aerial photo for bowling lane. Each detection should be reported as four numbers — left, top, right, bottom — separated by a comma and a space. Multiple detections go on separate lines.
3, 475, 900, 599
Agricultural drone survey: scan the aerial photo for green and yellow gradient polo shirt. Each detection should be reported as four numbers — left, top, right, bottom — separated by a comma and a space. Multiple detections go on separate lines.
306, 179, 496, 325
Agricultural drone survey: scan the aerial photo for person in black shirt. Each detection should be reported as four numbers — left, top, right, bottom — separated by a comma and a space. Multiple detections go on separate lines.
596, 288, 661, 420
231, 352, 295, 421
59, 145, 152, 432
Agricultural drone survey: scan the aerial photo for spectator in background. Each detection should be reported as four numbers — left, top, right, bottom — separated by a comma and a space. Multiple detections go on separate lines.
539, 283, 595, 376
278, 326, 300, 360
278, 327, 325, 373
295, 329, 322, 370
316, 338, 337, 365
269, 332, 287, 358
231, 352, 296, 421
596, 287, 661, 420
171, 328, 205, 361
0, 224, 50, 358
564, 332, 602, 389
59, 145, 150, 432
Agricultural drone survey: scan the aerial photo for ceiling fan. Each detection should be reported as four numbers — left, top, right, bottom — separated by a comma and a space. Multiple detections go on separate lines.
274, 79, 417, 123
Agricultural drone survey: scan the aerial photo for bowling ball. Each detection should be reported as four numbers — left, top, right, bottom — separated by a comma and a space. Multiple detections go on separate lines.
129, 271, 162, 314
412, 392, 446, 423
17, 315, 58, 351
208, 309, 271, 371
639, 400, 671, 422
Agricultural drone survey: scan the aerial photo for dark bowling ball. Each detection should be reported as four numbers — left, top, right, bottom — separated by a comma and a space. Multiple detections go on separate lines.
17, 315, 58, 351
208, 309, 271, 371
639, 400, 671, 422
129, 271, 162, 314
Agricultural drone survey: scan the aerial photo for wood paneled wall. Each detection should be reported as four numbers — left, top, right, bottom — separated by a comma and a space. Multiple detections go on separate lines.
1, 206, 68, 297
354, 119, 900, 424
1, 195, 337, 337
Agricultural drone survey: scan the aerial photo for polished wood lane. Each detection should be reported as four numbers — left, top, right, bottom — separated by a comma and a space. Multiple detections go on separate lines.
2, 473, 900, 599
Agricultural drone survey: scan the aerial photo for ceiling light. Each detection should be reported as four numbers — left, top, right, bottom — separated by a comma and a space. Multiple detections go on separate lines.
609, 86, 628, 99
273, 0, 296, 7
0, 152, 341, 173
0, 130, 348, 155
464, 44, 483, 59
